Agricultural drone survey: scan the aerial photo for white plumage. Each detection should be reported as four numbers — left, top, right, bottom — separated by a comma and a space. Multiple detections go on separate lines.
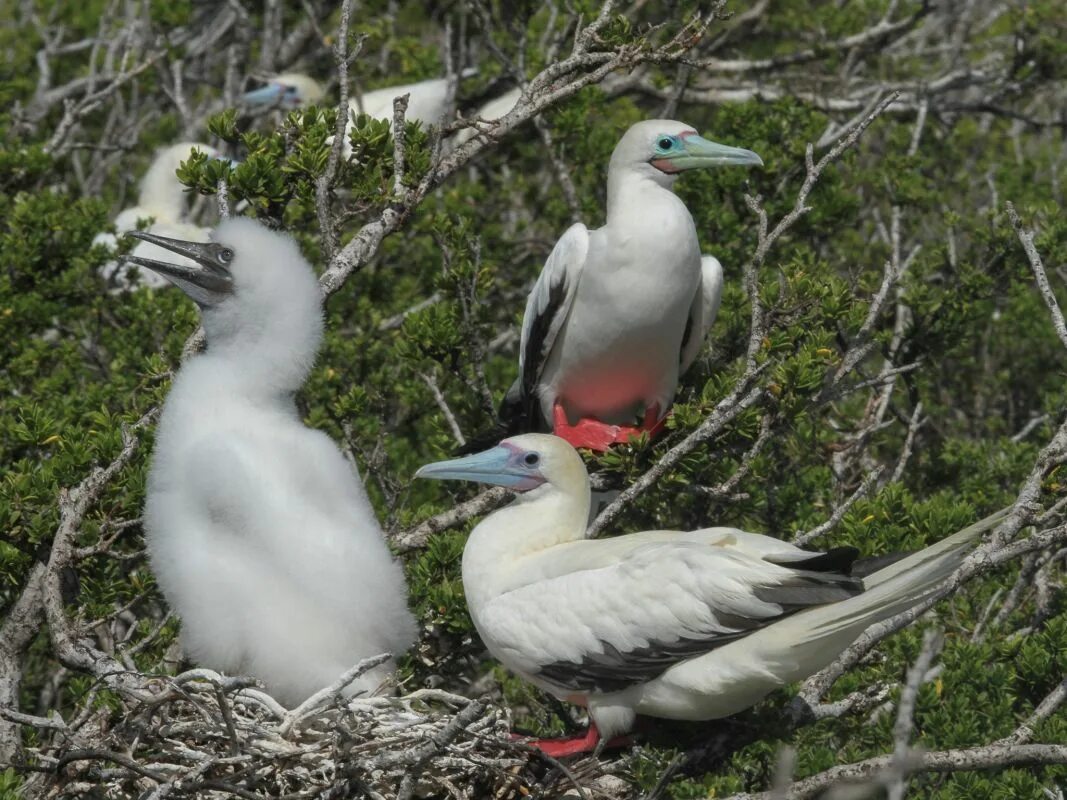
497, 121, 760, 450
417, 433, 1004, 754
132, 218, 416, 706
241, 71, 477, 156
95, 142, 219, 290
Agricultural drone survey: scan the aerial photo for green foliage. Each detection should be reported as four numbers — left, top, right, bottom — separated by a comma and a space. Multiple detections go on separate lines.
2, 0, 1066, 796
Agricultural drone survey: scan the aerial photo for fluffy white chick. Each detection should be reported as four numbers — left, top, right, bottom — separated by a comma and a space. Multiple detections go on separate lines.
129, 218, 416, 705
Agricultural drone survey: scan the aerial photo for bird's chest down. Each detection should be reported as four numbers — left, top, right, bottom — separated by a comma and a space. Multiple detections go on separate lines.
552, 240, 701, 417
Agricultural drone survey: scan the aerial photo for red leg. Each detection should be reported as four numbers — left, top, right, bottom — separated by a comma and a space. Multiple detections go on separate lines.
612, 404, 666, 441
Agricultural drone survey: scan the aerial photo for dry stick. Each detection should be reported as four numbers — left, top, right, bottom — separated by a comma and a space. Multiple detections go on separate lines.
278, 653, 393, 736
885, 629, 943, 800
1001, 676, 1067, 746
393, 487, 511, 553
890, 402, 924, 484
38, 412, 160, 696
1006, 202, 1067, 352
694, 6, 926, 73
391, 93, 411, 200
0, 569, 49, 761
697, 413, 774, 500
314, 0, 359, 264
532, 114, 582, 223
721, 744, 1067, 800
420, 371, 467, 447
588, 381, 767, 537
793, 465, 884, 546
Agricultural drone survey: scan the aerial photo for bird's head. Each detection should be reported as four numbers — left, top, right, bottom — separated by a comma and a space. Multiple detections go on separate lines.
611, 119, 763, 185
241, 73, 325, 109
122, 218, 323, 355
415, 433, 586, 498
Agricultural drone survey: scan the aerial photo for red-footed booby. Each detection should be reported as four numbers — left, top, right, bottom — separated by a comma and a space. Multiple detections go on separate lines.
241, 71, 477, 149
494, 121, 758, 452
95, 142, 223, 291
126, 220, 416, 706
416, 434, 1005, 756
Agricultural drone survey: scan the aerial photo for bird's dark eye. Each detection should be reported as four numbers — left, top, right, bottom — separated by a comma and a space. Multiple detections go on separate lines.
656, 136, 676, 151
218, 248, 234, 264
523, 452, 540, 467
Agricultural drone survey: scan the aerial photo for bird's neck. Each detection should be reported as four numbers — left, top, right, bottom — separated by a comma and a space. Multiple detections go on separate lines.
462, 481, 591, 607
196, 312, 323, 400
605, 167, 681, 226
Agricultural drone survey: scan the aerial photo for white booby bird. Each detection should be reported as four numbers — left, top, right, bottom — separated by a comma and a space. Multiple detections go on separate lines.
494, 121, 759, 452
417, 434, 1005, 756
95, 142, 224, 290
241, 71, 476, 136
126, 219, 416, 706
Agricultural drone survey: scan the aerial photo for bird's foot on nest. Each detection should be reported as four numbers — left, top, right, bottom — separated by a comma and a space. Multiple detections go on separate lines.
514, 724, 632, 758
552, 404, 666, 452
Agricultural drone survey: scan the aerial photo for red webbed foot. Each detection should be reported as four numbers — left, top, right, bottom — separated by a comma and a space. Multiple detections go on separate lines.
513, 724, 633, 758
552, 404, 668, 452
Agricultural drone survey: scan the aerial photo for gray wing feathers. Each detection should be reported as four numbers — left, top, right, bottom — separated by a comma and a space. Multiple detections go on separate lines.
679, 255, 724, 375
526, 546, 862, 694
518, 223, 589, 397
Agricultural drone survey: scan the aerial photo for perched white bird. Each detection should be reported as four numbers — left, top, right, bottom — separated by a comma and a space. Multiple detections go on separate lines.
127, 219, 416, 706
417, 434, 1005, 756
493, 121, 761, 452
239, 73, 326, 110
95, 142, 223, 290
241, 70, 477, 151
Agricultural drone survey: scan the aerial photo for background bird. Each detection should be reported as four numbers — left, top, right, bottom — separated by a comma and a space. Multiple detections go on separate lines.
127, 218, 416, 706
242, 70, 478, 150
417, 433, 1006, 756
95, 142, 225, 290
490, 120, 761, 452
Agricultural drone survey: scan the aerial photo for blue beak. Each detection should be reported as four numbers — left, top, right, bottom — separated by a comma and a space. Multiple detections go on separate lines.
241, 84, 284, 106
415, 446, 541, 490
661, 134, 763, 171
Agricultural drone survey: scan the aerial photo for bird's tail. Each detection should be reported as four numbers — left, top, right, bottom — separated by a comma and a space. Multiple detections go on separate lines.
798, 507, 1009, 643
738, 509, 1009, 683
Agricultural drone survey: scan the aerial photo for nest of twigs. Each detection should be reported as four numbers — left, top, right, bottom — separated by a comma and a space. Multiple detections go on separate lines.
14, 656, 630, 799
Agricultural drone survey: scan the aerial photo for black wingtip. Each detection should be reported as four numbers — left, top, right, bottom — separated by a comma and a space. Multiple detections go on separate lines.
778, 546, 861, 575
850, 551, 911, 579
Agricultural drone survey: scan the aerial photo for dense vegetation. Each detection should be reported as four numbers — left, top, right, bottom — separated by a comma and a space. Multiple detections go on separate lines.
1, 0, 1065, 797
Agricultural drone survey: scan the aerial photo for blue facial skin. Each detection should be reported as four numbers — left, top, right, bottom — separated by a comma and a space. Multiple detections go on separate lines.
415, 444, 546, 492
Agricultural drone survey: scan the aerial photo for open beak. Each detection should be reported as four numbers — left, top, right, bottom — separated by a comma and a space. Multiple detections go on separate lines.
655, 133, 763, 173
415, 445, 543, 491
123, 231, 233, 307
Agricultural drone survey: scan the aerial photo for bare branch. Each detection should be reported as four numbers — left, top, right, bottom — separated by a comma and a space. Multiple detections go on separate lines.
1006, 202, 1067, 352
